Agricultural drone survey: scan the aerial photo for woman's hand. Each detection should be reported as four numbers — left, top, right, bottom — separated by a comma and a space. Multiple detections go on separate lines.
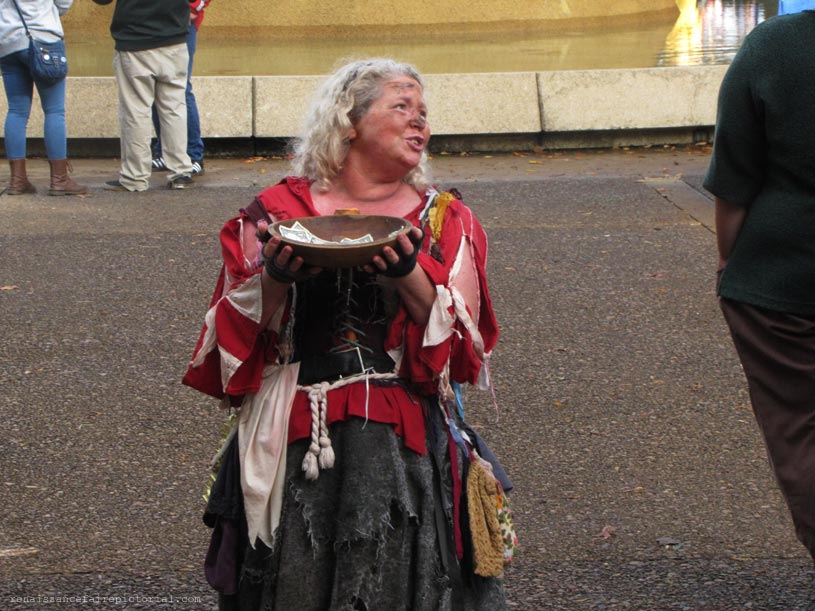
365, 226, 424, 278
256, 221, 320, 284
365, 226, 435, 324
256, 221, 321, 329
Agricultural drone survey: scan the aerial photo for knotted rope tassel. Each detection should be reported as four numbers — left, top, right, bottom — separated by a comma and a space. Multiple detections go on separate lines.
297, 372, 399, 480
302, 381, 333, 480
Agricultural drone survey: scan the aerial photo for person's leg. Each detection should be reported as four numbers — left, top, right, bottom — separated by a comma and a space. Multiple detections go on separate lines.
1, 51, 34, 160
720, 298, 815, 563
154, 43, 193, 183
152, 24, 201, 172
35, 77, 67, 160
35, 76, 86, 195
150, 104, 165, 168
1, 52, 36, 194
184, 23, 205, 167
113, 49, 157, 191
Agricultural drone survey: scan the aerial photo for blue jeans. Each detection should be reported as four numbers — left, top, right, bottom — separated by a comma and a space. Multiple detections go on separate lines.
151, 23, 203, 162
1, 49, 67, 160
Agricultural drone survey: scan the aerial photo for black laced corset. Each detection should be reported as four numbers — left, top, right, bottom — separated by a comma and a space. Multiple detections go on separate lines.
292, 268, 399, 384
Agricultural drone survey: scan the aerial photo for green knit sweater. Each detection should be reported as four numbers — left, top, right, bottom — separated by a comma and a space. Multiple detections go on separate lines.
704, 11, 815, 314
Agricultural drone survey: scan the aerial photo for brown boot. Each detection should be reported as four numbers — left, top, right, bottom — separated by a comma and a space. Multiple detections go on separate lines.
48, 159, 87, 196
4, 159, 36, 195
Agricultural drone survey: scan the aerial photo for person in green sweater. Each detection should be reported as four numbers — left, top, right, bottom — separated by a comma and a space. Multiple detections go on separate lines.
93, 0, 194, 191
704, 8, 815, 575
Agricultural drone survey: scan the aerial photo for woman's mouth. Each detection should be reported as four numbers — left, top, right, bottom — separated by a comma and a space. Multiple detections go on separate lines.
406, 135, 425, 150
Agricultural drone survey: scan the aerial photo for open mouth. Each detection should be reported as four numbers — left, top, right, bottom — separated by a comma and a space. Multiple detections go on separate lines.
406, 136, 425, 149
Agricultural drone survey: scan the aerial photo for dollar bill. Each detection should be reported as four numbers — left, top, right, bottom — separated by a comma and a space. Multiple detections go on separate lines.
279, 221, 374, 245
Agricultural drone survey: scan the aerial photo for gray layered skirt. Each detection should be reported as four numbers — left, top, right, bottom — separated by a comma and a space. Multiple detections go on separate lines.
205, 404, 507, 611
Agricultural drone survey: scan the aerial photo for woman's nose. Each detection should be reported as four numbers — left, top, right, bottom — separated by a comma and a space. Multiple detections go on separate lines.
410, 111, 427, 128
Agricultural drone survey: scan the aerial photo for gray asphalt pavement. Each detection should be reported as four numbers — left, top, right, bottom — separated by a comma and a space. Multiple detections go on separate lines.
1, 146, 812, 611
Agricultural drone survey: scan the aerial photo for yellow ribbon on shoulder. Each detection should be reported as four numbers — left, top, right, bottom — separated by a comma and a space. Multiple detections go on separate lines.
428, 191, 455, 243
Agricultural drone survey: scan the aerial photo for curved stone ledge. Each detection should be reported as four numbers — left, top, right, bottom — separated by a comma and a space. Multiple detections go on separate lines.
0, 66, 727, 149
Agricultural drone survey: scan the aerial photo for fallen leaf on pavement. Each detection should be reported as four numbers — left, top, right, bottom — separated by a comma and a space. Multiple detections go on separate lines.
598, 525, 617, 540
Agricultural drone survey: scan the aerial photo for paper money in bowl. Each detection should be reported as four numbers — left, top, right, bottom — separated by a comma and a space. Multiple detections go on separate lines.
268, 215, 414, 268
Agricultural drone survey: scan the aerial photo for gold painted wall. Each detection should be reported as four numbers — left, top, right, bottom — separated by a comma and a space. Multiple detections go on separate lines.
62, 0, 681, 76
64, 0, 678, 33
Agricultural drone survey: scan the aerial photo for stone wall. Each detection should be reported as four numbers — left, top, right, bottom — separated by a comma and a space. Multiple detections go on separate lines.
0, 66, 726, 150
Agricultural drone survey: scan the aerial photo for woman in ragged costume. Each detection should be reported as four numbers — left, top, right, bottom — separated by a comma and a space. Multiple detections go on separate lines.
183, 57, 516, 611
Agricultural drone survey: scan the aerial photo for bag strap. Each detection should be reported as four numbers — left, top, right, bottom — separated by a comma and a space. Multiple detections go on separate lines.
10, 0, 33, 40
240, 197, 274, 225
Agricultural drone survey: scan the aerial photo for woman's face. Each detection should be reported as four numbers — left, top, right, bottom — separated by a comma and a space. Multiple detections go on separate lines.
347, 76, 430, 177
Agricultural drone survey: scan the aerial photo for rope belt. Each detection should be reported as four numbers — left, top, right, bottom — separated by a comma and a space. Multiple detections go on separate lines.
296, 371, 399, 480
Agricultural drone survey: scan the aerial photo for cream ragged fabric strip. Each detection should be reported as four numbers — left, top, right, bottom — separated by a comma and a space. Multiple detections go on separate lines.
239, 362, 301, 549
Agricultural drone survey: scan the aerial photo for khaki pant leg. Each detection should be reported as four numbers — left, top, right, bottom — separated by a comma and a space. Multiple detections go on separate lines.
113, 50, 156, 191
153, 43, 192, 180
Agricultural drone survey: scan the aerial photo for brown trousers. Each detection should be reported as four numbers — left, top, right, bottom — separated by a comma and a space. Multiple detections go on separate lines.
720, 298, 815, 562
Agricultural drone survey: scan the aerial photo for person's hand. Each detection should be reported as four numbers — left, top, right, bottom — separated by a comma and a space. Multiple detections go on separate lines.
365, 226, 424, 278
715, 258, 726, 292
256, 221, 321, 284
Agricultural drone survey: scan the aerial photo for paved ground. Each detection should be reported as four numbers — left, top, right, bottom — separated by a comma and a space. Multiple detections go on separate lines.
1, 145, 813, 611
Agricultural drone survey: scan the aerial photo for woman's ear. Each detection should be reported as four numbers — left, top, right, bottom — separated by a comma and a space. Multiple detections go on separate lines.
345, 127, 357, 142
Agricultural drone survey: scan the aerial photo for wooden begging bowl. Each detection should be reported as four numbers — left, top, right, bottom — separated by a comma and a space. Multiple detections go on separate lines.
268, 215, 413, 269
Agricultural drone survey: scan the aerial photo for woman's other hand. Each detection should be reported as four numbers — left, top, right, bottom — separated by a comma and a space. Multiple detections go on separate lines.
366, 226, 434, 324
366, 226, 424, 278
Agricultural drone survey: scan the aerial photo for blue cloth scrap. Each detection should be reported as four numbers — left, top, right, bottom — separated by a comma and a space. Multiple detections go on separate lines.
447, 417, 469, 455
452, 381, 466, 420
462, 424, 514, 494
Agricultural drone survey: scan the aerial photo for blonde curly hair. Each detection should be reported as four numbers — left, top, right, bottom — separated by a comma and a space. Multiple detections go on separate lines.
290, 59, 431, 192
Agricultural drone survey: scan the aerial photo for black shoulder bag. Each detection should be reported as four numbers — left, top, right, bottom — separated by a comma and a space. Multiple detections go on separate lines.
11, 0, 68, 87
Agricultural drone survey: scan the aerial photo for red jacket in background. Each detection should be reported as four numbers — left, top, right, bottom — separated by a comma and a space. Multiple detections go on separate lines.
189, 0, 210, 30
